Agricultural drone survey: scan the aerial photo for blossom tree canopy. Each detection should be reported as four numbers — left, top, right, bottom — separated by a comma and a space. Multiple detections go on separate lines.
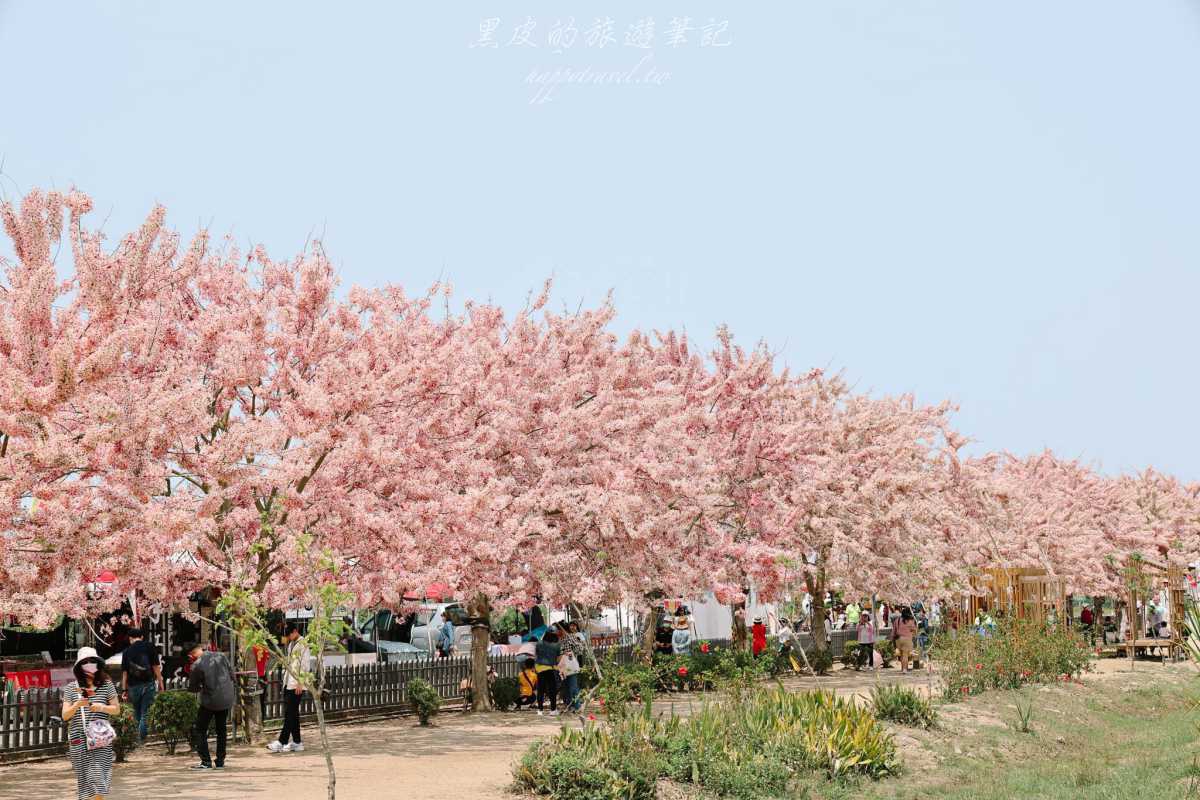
3, 186, 1198, 627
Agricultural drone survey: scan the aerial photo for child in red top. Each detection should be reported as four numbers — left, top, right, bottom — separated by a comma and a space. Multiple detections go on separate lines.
751, 617, 767, 656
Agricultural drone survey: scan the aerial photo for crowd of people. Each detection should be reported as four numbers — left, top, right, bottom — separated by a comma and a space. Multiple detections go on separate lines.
514, 622, 588, 715
52, 590, 1189, 799
449, 618, 593, 716
787, 596, 939, 673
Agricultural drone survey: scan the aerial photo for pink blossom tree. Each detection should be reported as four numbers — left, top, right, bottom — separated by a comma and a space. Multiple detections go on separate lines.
0, 189, 208, 626
728, 366, 963, 650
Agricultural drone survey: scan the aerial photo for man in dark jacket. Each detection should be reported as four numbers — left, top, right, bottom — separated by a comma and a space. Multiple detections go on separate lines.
186, 642, 237, 770
120, 627, 163, 742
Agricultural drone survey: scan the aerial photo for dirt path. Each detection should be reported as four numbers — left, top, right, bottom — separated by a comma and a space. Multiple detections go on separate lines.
0, 710, 567, 800
0, 659, 1181, 800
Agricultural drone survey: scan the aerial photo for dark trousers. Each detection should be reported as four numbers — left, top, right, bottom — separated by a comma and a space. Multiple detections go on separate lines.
857, 642, 874, 669
536, 669, 558, 711
194, 707, 228, 767
128, 682, 157, 741
278, 690, 302, 745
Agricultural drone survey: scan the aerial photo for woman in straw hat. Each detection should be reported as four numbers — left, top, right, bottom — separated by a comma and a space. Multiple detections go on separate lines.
61, 646, 119, 800
670, 616, 692, 656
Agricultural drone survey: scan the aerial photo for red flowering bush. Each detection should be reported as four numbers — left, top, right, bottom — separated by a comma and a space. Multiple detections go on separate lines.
933, 617, 1092, 701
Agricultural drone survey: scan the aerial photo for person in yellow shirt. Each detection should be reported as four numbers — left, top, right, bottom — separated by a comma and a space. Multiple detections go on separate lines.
517, 659, 538, 709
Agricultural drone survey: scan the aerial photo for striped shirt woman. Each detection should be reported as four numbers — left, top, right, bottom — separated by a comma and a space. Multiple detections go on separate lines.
61, 647, 119, 800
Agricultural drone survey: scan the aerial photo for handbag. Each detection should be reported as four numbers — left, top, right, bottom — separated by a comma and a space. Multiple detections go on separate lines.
79, 701, 116, 751
557, 652, 580, 677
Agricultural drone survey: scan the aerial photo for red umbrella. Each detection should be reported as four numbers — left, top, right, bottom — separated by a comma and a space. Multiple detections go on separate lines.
402, 582, 454, 602
94, 570, 117, 584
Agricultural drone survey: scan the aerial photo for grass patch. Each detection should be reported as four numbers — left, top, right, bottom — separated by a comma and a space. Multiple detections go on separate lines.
807, 665, 1198, 800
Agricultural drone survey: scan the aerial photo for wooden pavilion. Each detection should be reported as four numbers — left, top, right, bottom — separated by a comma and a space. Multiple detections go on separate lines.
1112, 557, 1188, 662
965, 567, 1069, 624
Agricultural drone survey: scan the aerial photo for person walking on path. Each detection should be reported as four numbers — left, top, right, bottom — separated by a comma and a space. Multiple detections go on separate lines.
268, 624, 310, 753
894, 609, 918, 673
120, 627, 163, 743
557, 623, 587, 711
534, 630, 561, 716
916, 608, 931, 656
856, 613, 876, 671
186, 642, 237, 770
61, 647, 119, 800
751, 617, 767, 657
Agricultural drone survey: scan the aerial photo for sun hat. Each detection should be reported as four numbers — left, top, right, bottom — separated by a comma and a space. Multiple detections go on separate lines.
74, 646, 103, 666
753, 616, 763, 624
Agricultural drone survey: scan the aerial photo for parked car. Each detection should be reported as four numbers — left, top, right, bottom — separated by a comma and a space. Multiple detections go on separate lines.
356, 610, 417, 656
408, 603, 472, 655
380, 643, 429, 662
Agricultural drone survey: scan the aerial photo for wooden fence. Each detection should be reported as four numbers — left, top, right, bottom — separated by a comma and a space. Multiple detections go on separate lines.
0, 643, 638, 757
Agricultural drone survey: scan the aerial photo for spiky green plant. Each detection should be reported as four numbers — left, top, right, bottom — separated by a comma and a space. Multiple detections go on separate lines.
868, 684, 938, 729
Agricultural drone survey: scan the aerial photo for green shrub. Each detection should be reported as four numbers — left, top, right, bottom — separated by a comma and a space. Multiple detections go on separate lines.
594, 662, 656, 717
513, 685, 897, 799
408, 678, 441, 725
842, 642, 860, 668
875, 639, 895, 668
514, 744, 634, 800
868, 684, 937, 729
695, 755, 792, 799
147, 690, 198, 755
807, 647, 833, 676
109, 703, 139, 762
515, 719, 663, 800
748, 688, 897, 779
491, 676, 521, 711
933, 616, 1092, 701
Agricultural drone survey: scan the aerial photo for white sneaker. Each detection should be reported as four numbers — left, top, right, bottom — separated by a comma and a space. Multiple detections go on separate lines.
266, 742, 287, 753
536, 710, 544, 716
290, 743, 305, 752
548, 710, 560, 717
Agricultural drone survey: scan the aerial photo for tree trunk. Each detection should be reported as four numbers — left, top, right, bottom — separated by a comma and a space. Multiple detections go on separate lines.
468, 592, 493, 712
641, 604, 661, 662
806, 567, 828, 657
1129, 596, 1137, 671
731, 591, 748, 652
1091, 595, 1104, 646
240, 642, 263, 744
312, 664, 337, 800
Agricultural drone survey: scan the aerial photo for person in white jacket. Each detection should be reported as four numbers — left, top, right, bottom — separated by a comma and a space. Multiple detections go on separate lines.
267, 624, 311, 753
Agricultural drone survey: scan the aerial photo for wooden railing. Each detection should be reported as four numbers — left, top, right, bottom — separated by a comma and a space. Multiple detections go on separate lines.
0, 643, 638, 757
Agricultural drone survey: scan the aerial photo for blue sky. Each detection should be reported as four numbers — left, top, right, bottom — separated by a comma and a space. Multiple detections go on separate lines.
2, 1, 1198, 479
